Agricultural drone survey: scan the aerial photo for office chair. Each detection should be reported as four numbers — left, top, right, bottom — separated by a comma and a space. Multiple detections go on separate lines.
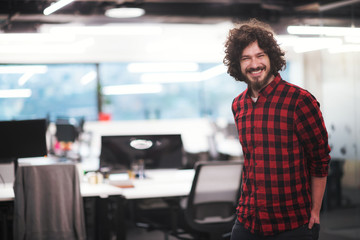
13, 164, 86, 240
54, 117, 84, 160
55, 123, 79, 143
135, 160, 243, 240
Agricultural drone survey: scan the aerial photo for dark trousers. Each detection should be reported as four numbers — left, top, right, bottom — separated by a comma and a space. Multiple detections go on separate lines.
230, 220, 320, 240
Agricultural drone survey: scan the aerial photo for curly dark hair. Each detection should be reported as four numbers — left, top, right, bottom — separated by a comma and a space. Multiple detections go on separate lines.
223, 19, 286, 82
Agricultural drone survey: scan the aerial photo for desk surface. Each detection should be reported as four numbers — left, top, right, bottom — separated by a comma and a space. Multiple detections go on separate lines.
0, 169, 194, 201
122, 169, 194, 199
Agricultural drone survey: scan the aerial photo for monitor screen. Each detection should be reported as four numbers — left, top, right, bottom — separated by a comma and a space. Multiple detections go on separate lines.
100, 134, 185, 173
0, 119, 47, 162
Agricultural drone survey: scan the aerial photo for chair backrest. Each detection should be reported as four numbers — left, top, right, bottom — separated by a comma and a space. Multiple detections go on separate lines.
0, 162, 15, 183
56, 123, 79, 142
184, 160, 243, 234
13, 163, 86, 240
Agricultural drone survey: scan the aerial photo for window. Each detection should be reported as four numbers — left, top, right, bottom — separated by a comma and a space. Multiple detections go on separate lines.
99, 62, 243, 122
0, 62, 290, 122
0, 64, 98, 121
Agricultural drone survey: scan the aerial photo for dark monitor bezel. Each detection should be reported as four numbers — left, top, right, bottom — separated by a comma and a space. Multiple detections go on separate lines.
0, 118, 48, 162
99, 133, 185, 173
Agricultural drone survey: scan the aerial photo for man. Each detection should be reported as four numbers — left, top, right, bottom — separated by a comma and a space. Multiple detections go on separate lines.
223, 19, 331, 240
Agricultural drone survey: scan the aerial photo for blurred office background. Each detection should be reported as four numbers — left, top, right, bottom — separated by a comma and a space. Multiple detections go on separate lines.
0, 0, 359, 239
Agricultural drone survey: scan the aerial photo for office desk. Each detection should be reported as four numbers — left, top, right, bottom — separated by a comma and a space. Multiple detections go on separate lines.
121, 169, 194, 199
0, 168, 194, 240
0, 169, 195, 201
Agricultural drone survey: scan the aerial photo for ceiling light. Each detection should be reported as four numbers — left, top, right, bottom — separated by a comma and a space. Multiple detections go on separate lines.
18, 73, 35, 86
140, 64, 226, 83
345, 35, 360, 43
0, 65, 48, 74
43, 0, 75, 16
0, 33, 75, 43
293, 38, 342, 53
102, 84, 163, 95
105, 8, 145, 18
48, 25, 162, 36
287, 25, 360, 36
328, 44, 360, 53
0, 89, 32, 98
80, 71, 97, 85
0, 38, 94, 54
141, 72, 201, 83
277, 36, 342, 53
127, 62, 199, 73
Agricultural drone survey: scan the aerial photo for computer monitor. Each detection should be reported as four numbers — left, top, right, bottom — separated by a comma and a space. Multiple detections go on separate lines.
0, 118, 48, 163
100, 134, 185, 173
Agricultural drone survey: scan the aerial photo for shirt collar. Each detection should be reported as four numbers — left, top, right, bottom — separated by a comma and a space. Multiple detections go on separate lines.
259, 73, 281, 98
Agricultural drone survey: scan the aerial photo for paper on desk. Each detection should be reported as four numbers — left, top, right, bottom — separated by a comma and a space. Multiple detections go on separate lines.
108, 173, 134, 188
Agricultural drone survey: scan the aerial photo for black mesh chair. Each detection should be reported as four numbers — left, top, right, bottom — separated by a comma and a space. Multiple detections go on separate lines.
135, 160, 243, 240
179, 160, 243, 240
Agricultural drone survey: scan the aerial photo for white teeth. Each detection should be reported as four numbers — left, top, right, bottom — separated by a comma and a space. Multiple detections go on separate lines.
251, 69, 262, 74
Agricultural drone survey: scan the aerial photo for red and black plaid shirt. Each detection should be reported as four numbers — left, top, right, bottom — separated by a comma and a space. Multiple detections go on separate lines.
232, 74, 331, 236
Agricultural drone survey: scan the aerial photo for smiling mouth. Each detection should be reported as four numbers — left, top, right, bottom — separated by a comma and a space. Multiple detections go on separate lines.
247, 67, 265, 75
251, 69, 262, 74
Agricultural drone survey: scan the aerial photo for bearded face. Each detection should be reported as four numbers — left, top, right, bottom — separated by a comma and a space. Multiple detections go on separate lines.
239, 41, 274, 95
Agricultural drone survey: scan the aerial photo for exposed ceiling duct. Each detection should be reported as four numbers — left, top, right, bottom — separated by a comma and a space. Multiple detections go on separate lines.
0, 0, 359, 33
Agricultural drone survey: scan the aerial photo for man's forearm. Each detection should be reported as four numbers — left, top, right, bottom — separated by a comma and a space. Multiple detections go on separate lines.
311, 176, 327, 214
308, 175, 327, 229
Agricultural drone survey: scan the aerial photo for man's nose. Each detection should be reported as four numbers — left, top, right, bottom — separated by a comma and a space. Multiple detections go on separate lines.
249, 57, 260, 68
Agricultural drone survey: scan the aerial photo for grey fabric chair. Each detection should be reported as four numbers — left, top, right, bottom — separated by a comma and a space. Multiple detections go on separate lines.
13, 163, 86, 240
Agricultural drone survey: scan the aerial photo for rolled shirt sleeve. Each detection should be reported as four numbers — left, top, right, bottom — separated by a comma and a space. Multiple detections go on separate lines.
294, 92, 331, 177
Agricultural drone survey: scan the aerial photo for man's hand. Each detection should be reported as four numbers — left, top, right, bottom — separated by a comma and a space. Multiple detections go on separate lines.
308, 210, 320, 229
308, 176, 327, 229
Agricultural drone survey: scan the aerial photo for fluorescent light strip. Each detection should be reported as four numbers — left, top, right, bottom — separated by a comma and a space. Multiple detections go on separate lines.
0, 89, 32, 98
0, 33, 75, 43
80, 71, 97, 85
0, 65, 48, 74
328, 44, 360, 53
276, 35, 343, 53
105, 8, 145, 18
18, 72, 35, 86
102, 84, 163, 95
141, 72, 201, 83
345, 35, 360, 43
127, 62, 199, 73
43, 0, 74, 16
293, 38, 343, 53
49, 25, 163, 36
201, 64, 227, 79
0, 38, 94, 54
287, 25, 360, 36
140, 64, 227, 83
